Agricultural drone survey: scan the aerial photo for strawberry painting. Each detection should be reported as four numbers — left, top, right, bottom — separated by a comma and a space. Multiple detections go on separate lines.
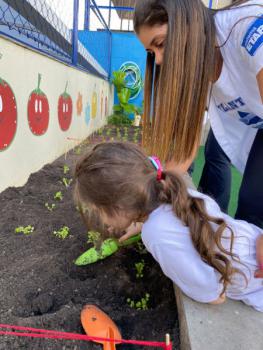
58, 82, 73, 131
0, 77, 17, 150
28, 74, 49, 136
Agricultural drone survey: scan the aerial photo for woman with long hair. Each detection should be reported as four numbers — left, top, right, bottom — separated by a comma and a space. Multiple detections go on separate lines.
133, 0, 263, 228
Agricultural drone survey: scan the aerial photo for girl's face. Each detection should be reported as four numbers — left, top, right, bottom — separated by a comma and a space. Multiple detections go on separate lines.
100, 210, 133, 235
137, 24, 168, 66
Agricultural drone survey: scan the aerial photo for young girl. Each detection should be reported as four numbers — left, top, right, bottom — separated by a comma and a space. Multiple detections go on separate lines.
74, 142, 263, 311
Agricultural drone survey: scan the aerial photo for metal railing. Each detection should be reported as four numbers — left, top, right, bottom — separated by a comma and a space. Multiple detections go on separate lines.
0, 0, 108, 78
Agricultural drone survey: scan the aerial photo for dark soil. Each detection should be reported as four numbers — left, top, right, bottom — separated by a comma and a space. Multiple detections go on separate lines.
0, 126, 180, 349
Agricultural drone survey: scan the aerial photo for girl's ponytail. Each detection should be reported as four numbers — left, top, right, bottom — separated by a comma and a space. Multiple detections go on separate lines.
159, 171, 246, 294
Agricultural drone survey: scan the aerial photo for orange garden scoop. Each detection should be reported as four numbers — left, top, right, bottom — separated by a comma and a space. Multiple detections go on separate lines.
81, 305, 122, 350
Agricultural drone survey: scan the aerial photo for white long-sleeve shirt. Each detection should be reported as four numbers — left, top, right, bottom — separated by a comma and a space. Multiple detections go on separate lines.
142, 189, 263, 312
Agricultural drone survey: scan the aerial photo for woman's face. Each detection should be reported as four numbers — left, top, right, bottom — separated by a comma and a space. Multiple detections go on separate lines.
137, 24, 168, 65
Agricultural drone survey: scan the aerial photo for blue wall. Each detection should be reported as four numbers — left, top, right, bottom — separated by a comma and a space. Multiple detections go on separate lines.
78, 30, 146, 111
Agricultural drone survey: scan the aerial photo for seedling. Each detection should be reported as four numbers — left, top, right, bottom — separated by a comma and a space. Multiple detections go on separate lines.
54, 191, 63, 201
136, 241, 148, 255
87, 230, 101, 245
106, 128, 111, 136
62, 177, 72, 188
135, 260, 145, 278
15, 225, 34, 235
127, 293, 150, 310
133, 135, 138, 143
75, 146, 81, 155
45, 202, 56, 212
53, 226, 70, 240
63, 164, 70, 174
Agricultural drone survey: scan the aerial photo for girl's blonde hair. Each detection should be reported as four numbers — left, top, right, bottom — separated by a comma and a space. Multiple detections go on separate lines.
74, 142, 245, 294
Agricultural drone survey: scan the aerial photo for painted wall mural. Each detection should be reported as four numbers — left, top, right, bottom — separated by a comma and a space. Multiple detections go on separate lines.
85, 102, 91, 126
91, 87, 98, 119
0, 77, 17, 151
28, 74, 49, 136
76, 92, 83, 116
58, 82, 73, 131
0, 74, 109, 151
105, 96, 108, 117
100, 90, 104, 119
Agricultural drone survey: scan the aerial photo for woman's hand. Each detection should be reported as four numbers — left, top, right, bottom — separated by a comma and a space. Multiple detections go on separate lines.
118, 222, 143, 243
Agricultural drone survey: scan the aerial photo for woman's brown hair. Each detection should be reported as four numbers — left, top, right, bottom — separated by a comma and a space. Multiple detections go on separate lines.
75, 141, 245, 294
133, 0, 258, 163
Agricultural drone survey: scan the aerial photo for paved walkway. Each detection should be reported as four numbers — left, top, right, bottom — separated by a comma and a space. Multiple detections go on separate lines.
174, 285, 263, 350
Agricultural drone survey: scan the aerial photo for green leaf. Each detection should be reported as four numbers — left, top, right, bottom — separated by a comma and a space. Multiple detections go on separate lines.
111, 71, 126, 93
118, 88, 131, 104
122, 103, 136, 114
113, 104, 122, 112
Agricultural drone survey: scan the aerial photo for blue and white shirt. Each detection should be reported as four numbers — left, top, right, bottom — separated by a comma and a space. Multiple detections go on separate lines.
209, 1, 263, 173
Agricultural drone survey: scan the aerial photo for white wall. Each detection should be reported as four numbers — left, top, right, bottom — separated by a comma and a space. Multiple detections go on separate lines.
0, 36, 113, 192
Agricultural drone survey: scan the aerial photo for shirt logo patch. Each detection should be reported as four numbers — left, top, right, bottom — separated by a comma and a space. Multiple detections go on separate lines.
241, 15, 263, 56
238, 111, 263, 129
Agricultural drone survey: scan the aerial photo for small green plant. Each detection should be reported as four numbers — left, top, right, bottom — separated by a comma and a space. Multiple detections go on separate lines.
15, 225, 34, 235
136, 241, 148, 255
133, 134, 138, 143
87, 230, 101, 245
62, 177, 72, 188
108, 113, 132, 126
127, 293, 150, 310
75, 146, 81, 155
54, 191, 63, 201
45, 202, 56, 212
106, 128, 111, 136
135, 260, 145, 278
53, 226, 70, 240
63, 164, 70, 174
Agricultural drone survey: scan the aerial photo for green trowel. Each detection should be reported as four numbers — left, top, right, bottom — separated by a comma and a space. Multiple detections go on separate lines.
75, 234, 141, 266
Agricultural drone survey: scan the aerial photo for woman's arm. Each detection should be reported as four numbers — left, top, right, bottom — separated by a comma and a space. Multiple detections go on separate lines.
256, 68, 263, 103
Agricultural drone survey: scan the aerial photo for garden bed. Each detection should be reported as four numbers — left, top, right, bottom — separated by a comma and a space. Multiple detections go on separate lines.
0, 125, 180, 349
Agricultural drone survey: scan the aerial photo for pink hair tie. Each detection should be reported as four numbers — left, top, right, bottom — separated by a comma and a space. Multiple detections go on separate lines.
148, 156, 163, 181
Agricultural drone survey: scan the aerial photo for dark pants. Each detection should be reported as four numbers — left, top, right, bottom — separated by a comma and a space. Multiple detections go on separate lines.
198, 128, 263, 229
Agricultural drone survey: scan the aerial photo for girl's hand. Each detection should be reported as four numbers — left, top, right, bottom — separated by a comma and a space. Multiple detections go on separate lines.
118, 222, 143, 243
